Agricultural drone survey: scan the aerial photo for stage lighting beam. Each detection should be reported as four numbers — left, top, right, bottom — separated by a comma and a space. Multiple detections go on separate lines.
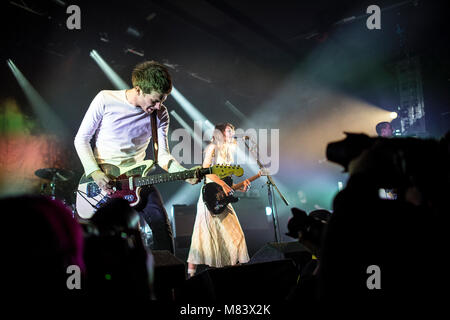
90, 50, 128, 90
7, 59, 68, 138
170, 110, 204, 147
171, 88, 214, 131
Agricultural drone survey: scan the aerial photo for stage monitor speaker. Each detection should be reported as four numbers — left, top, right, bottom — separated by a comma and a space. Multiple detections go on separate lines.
172, 204, 196, 260
152, 250, 186, 300
177, 259, 298, 303
249, 241, 312, 271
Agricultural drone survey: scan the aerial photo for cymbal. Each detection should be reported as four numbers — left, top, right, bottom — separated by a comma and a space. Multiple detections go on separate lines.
35, 168, 74, 181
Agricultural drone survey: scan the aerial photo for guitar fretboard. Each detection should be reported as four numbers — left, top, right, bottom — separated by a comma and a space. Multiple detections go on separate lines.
133, 167, 211, 187
232, 172, 262, 190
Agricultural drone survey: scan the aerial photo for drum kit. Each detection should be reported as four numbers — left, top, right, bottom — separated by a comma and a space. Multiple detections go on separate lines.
34, 167, 77, 217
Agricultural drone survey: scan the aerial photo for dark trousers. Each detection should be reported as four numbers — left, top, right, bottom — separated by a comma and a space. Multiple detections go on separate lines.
137, 185, 174, 254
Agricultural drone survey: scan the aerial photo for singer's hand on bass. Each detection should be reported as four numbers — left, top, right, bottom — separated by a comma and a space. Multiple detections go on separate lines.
220, 181, 234, 196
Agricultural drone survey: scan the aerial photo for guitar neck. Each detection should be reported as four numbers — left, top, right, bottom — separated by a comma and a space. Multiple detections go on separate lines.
134, 167, 211, 187
232, 172, 262, 190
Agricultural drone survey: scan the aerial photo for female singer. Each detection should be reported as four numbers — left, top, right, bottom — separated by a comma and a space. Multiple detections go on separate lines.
187, 123, 250, 277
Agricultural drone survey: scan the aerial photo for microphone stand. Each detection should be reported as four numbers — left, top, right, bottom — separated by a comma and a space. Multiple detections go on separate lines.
243, 138, 289, 243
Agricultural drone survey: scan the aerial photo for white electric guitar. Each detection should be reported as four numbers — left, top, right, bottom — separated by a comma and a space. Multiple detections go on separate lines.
76, 160, 244, 219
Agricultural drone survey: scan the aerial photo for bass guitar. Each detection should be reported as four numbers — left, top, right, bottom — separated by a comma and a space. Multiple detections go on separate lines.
76, 160, 244, 219
202, 170, 267, 215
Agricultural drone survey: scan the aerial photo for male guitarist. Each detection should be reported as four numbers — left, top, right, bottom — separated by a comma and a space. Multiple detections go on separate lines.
74, 61, 199, 253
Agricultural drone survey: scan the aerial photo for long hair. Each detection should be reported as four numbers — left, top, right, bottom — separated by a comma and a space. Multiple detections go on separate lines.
210, 123, 236, 164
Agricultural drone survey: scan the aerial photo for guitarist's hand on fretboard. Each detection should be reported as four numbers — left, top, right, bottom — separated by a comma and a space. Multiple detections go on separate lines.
236, 179, 251, 192
185, 165, 203, 185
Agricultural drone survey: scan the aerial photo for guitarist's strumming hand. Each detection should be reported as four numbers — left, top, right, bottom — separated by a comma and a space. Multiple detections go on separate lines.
219, 180, 234, 196
91, 170, 115, 195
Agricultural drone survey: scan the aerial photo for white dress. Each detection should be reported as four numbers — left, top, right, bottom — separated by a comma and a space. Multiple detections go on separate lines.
187, 151, 250, 268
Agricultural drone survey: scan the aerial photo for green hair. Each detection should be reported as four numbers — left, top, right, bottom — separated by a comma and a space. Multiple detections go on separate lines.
131, 61, 172, 94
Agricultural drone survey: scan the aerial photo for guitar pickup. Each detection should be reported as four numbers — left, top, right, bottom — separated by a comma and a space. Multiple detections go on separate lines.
87, 182, 101, 197
129, 177, 134, 190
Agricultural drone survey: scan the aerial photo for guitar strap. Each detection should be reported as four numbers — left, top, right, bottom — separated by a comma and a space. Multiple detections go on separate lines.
150, 111, 158, 165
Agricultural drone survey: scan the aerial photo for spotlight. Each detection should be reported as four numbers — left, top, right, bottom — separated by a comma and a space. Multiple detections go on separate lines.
126, 26, 143, 38
265, 207, 272, 216
169, 110, 204, 147
390, 112, 398, 119
7, 59, 67, 137
90, 50, 128, 89
146, 13, 157, 21
99, 32, 109, 43
171, 88, 214, 130
125, 48, 144, 57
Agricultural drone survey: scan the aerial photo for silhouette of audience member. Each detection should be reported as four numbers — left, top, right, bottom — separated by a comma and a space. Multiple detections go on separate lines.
375, 122, 396, 199
375, 121, 394, 137
83, 198, 154, 300
286, 208, 331, 259
2, 195, 85, 301
285, 207, 331, 303
320, 132, 448, 308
